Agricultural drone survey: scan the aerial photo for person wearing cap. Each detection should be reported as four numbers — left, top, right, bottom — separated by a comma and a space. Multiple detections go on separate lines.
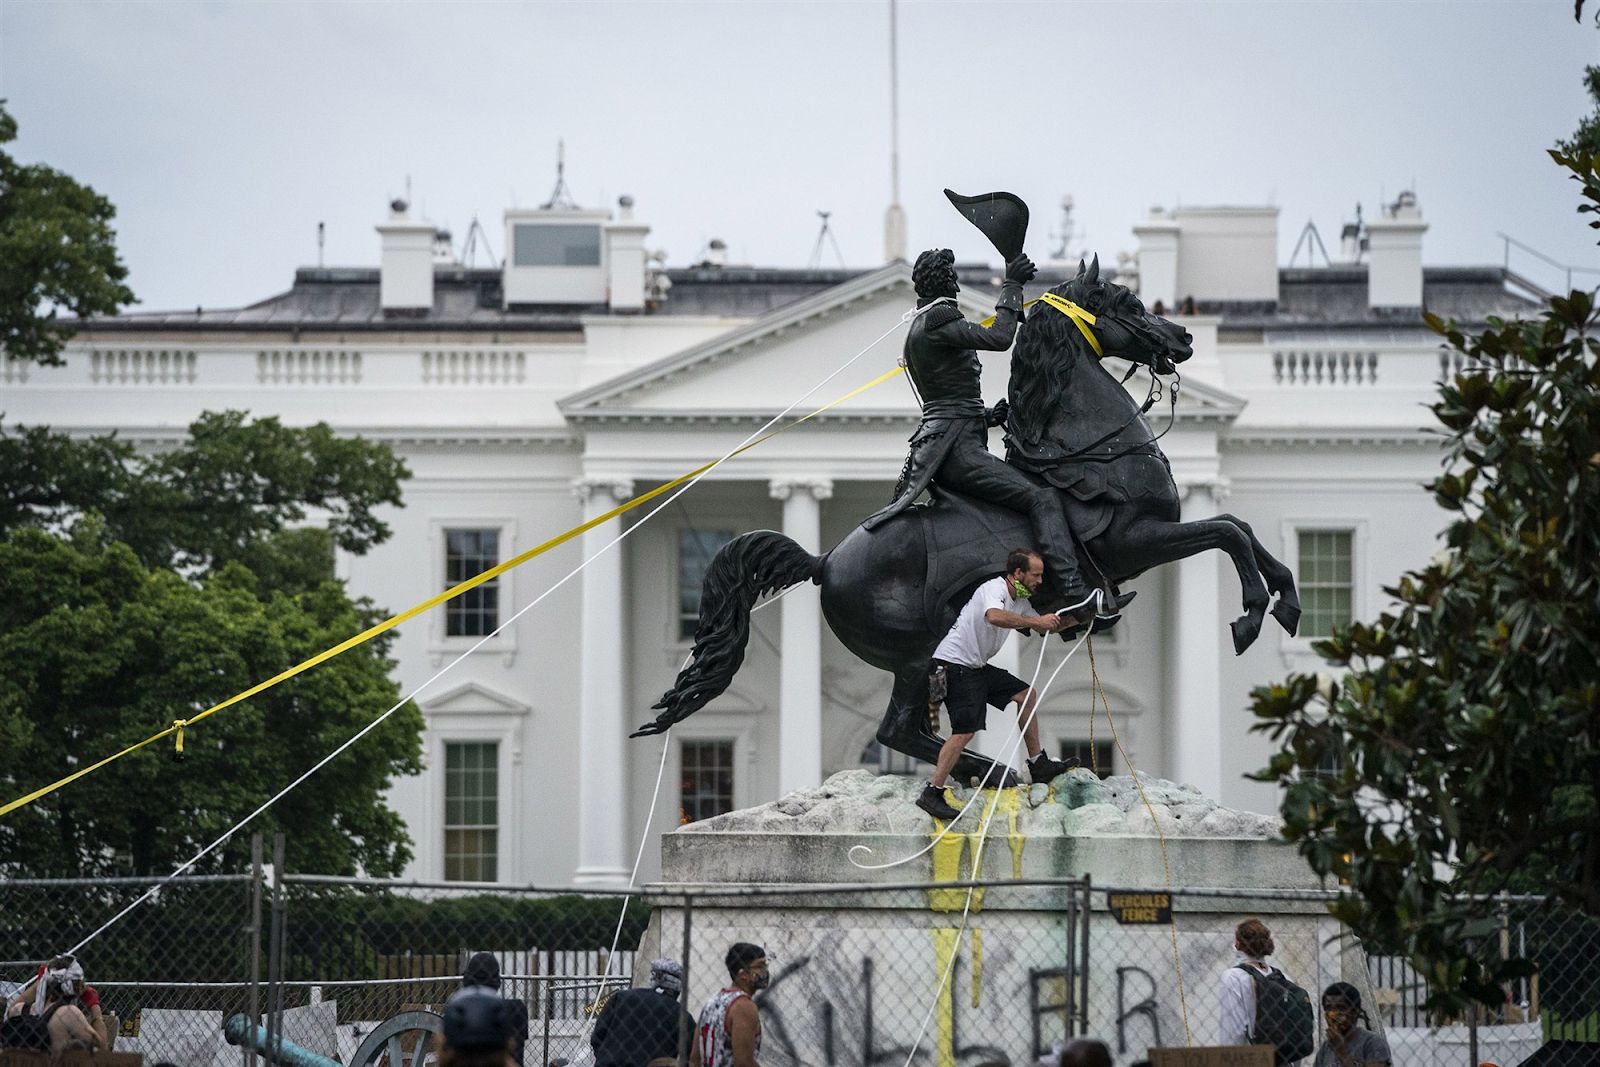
590, 958, 695, 1067
690, 943, 766, 1067
440, 993, 514, 1067
448, 952, 529, 1066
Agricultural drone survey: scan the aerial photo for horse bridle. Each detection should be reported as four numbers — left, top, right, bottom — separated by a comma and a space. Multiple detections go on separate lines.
1035, 291, 1184, 463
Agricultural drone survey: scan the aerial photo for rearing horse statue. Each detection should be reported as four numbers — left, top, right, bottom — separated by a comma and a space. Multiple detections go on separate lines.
634, 258, 1301, 788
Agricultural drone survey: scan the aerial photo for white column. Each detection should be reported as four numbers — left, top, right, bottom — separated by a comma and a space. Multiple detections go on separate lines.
572, 477, 634, 887
769, 478, 832, 796
1168, 480, 1226, 800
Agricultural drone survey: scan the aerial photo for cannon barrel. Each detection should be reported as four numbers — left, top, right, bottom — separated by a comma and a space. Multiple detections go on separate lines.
222, 1013, 343, 1067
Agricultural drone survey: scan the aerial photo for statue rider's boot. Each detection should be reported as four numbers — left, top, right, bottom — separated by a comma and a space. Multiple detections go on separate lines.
1026, 751, 1078, 785
1057, 588, 1138, 640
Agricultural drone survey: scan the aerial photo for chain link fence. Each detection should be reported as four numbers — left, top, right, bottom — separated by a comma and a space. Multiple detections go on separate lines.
3, 850, 1597, 1067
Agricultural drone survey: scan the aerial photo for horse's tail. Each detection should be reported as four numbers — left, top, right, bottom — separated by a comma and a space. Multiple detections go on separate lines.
631, 530, 823, 737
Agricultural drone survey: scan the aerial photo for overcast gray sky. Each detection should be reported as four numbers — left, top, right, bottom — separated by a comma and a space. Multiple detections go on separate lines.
3, 0, 1596, 313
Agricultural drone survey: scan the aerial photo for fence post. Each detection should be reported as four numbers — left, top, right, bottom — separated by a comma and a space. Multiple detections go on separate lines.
1078, 876, 1092, 1037
264, 833, 286, 1063
541, 981, 552, 1067
246, 834, 263, 1067
678, 894, 693, 1067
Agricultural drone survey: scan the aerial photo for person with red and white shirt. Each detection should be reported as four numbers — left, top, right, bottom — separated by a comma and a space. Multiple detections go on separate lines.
690, 943, 766, 1067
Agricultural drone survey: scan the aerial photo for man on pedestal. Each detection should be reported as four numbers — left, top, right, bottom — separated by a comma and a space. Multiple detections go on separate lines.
917, 549, 1079, 820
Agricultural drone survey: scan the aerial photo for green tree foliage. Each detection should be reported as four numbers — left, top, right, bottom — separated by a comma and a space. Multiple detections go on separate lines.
0, 410, 408, 576
0, 415, 422, 877
0, 100, 135, 366
1249, 149, 1600, 1012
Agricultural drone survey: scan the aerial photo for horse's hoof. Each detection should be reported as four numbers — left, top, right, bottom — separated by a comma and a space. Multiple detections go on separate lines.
1230, 616, 1261, 655
1271, 598, 1301, 637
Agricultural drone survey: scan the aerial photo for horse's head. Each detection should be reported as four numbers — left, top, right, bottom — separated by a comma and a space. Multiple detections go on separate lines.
1043, 254, 1193, 374
1007, 255, 1195, 451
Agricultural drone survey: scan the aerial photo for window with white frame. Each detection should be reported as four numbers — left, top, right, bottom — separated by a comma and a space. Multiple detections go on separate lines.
1059, 738, 1116, 778
1297, 529, 1354, 638
679, 739, 735, 824
445, 529, 500, 637
444, 741, 498, 881
678, 529, 734, 639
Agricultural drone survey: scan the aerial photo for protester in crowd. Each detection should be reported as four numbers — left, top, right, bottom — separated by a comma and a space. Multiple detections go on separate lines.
590, 959, 695, 1067
1038, 1036, 1114, 1067
1219, 919, 1314, 1064
690, 943, 766, 1067
41, 971, 103, 1062
1221, 919, 1280, 1044
449, 952, 529, 1067
2, 956, 107, 1056
440, 992, 515, 1067
1313, 983, 1391, 1067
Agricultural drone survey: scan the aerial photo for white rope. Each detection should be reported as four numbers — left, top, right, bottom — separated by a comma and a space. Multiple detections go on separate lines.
899, 622, 1093, 1067
47, 307, 923, 969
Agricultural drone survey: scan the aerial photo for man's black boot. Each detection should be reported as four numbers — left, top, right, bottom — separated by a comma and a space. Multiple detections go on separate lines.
916, 783, 963, 821
1027, 752, 1078, 784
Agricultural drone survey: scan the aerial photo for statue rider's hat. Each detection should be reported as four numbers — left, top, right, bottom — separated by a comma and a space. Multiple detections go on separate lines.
944, 189, 1030, 261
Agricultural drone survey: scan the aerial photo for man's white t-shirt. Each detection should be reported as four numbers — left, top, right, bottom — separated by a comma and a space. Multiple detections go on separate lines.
933, 575, 1033, 668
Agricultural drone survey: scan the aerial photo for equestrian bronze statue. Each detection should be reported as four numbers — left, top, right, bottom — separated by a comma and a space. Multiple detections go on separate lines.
634, 191, 1301, 788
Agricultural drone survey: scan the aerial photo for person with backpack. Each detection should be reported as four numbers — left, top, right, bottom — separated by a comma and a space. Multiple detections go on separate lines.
1313, 982, 1390, 1067
1219, 918, 1314, 1065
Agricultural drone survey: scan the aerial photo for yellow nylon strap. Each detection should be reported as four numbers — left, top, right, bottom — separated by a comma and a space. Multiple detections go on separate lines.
979, 295, 1102, 357
0, 364, 906, 820
1036, 293, 1103, 356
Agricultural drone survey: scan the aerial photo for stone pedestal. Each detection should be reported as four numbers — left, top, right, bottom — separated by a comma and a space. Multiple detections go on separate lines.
640, 771, 1361, 1067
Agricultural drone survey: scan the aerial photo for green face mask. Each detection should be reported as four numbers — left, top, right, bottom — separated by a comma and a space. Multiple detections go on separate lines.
1011, 577, 1031, 598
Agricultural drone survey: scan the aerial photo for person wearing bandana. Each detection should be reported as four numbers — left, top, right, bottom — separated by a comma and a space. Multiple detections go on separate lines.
916, 549, 1078, 820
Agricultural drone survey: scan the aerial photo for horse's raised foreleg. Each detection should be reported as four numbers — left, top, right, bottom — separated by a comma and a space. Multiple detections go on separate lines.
877, 664, 1023, 789
1096, 514, 1271, 654
1209, 513, 1301, 636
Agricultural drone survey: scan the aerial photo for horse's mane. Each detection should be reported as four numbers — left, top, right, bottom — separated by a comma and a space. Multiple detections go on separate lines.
1008, 276, 1098, 445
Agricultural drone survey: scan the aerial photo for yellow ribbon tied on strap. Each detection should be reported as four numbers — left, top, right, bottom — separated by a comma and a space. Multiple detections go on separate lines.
979, 294, 1102, 357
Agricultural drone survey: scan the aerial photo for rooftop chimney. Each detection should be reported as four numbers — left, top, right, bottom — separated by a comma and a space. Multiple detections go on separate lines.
1365, 191, 1426, 309
1172, 206, 1279, 305
375, 200, 435, 313
605, 195, 650, 312
1339, 222, 1362, 265
1134, 205, 1278, 309
1132, 206, 1180, 309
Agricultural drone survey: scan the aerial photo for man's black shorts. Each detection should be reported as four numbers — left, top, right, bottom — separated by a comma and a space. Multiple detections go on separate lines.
933, 660, 1027, 734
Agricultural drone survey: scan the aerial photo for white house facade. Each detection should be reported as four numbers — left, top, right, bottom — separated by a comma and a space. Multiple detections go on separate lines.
2, 192, 1539, 886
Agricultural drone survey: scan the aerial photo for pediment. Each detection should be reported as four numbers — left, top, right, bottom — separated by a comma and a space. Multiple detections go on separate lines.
418, 681, 531, 717
561, 264, 993, 420
560, 262, 1244, 425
